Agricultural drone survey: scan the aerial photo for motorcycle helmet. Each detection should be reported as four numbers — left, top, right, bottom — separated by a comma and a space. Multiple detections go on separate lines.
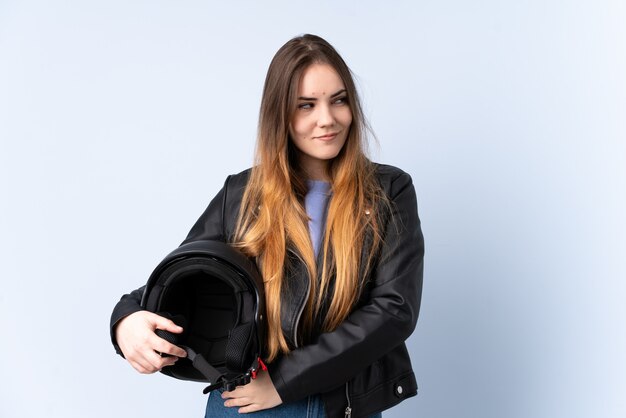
140, 240, 266, 393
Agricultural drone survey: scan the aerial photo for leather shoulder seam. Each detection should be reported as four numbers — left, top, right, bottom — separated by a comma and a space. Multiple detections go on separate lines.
221, 175, 232, 240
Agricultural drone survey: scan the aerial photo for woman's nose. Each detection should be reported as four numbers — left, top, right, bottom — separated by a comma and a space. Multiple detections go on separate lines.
316, 104, 335, 128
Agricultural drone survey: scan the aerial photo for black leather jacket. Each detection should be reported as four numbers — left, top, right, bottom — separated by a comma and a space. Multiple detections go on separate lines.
110, 163, 424, 418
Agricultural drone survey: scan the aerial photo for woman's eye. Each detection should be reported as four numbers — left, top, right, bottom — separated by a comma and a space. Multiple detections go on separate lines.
334, 96, 348, 105
298, 102, 313, 110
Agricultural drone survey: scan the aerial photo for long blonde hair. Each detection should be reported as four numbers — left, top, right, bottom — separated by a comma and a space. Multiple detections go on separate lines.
233, 34, 387, 361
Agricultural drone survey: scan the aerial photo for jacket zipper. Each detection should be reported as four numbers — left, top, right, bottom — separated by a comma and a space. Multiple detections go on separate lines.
292, 274, 310, 348
294, 201, 329, 347
344, 381, 352, 417
293, 240, 322, 348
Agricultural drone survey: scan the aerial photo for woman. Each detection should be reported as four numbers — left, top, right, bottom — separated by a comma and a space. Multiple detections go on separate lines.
110, 34, 424, 417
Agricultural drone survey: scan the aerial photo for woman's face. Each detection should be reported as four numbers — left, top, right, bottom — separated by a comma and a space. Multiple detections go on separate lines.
289, 63, 352, 180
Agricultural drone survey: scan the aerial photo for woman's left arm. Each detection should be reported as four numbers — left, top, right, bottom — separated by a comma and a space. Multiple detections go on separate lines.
269, 170, 424, 404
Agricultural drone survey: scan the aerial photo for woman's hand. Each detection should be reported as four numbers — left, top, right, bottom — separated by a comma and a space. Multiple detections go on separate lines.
222, 369, 283, 413
115, 310, 187, 374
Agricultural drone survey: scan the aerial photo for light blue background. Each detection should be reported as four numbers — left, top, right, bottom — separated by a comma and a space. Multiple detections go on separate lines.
1, 1, 624, 417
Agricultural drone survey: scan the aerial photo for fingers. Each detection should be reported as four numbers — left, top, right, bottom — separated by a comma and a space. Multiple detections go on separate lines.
238, 405, 261, 414
150, 313, 184, 334
222, 387, 248, 406
221, 370, 283, 412
221, 389, 239, 399
129, 360, 150, 374
223, 396, 252, 408
150, 333, 187, 358
116, 311, 187, 373
146, 349, 179, 370
147, 313, 187, 357
131, 348, 179, 374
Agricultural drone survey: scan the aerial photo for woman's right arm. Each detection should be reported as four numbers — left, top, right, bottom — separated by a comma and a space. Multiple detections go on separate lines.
110, 175, 234, 373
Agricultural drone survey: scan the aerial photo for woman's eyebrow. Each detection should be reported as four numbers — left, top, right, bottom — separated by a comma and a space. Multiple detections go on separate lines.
330, 89, 347, 98
298, 89, 347, 101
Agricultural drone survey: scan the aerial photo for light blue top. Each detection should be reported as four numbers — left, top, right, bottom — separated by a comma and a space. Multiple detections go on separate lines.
304, 180, 332, 258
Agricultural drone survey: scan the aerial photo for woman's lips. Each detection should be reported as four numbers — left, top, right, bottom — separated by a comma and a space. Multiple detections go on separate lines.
315, 132, 338, 141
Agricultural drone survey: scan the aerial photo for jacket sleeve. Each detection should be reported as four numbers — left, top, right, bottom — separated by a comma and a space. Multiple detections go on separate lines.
269, 171, 424, 403
180, 175, 231, 245
109, 176, 231, 355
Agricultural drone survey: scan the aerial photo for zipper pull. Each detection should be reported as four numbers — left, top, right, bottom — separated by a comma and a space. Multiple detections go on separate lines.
344, 381, 352, 417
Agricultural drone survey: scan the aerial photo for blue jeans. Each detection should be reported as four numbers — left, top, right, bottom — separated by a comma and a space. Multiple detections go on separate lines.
204, 388, 325, 417
204, 388, 382, 418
